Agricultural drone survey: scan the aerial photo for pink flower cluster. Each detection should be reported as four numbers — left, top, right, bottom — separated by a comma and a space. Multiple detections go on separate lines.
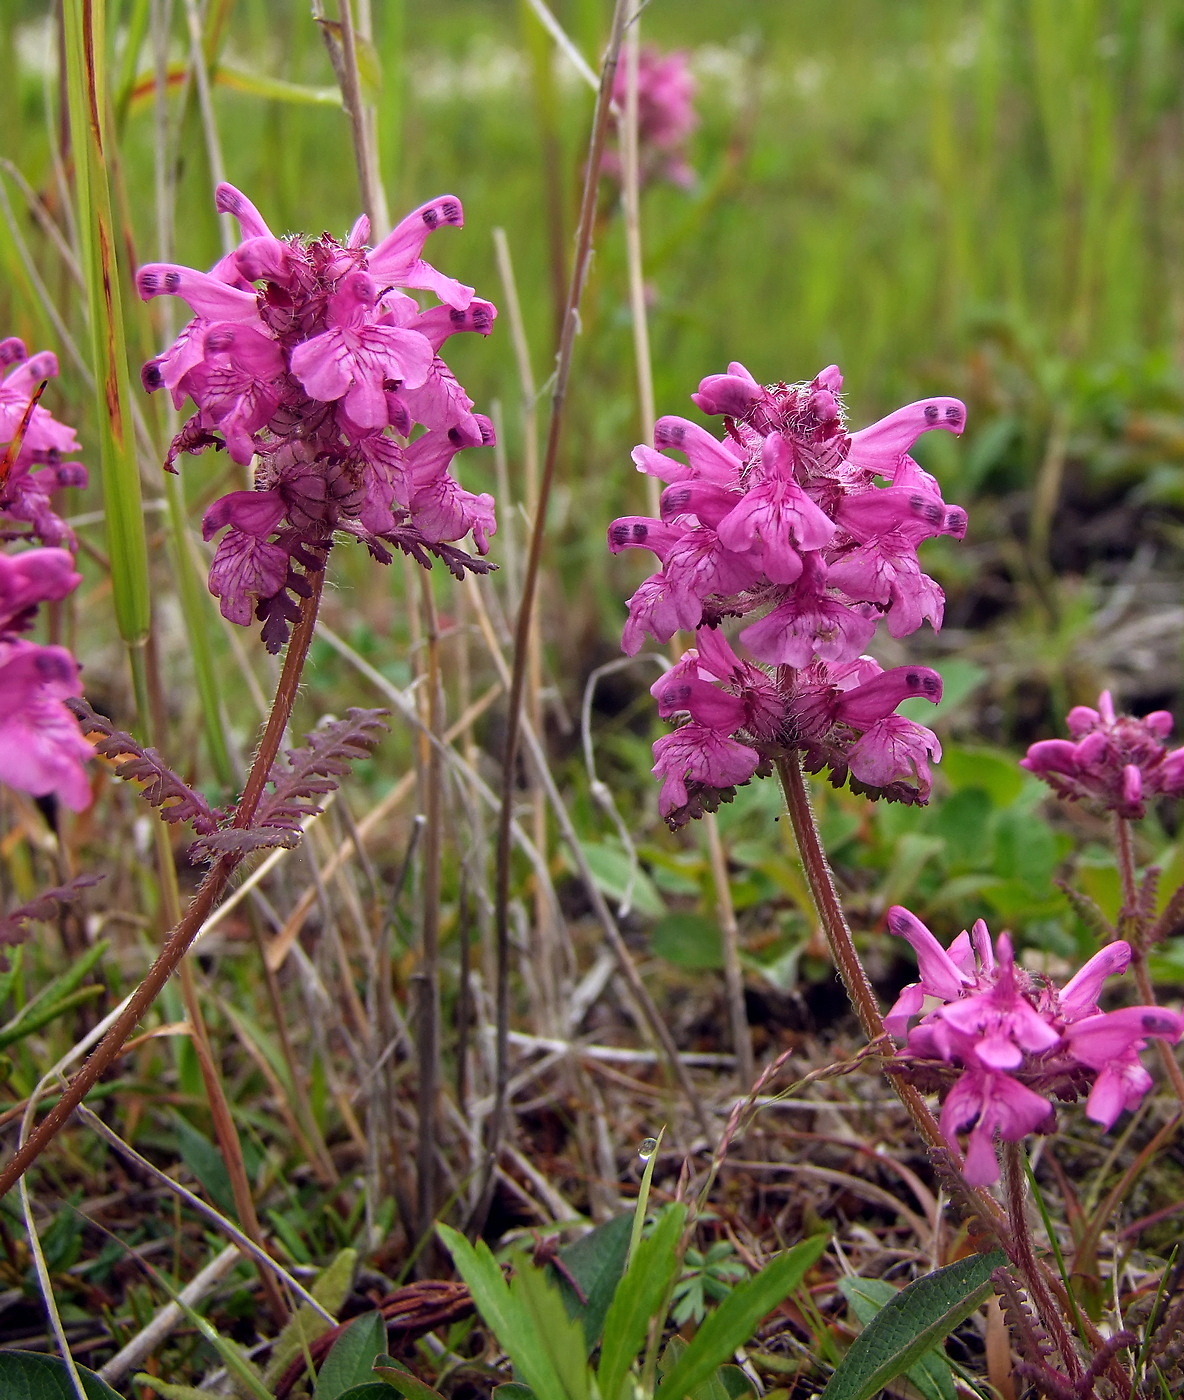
1021, 690, 1184, 819
0, 339, 87, 548
0, 346, 91, 810
609, 363, 968, 827
607, 45, 697, 189
887, 906, 1184, 1184
138, 184, 497, 651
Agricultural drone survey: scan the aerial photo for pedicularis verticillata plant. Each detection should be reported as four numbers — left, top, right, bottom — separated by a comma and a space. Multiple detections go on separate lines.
609, 361, 967, 827
0, 185, 500, 1199
138, 183, 497, 650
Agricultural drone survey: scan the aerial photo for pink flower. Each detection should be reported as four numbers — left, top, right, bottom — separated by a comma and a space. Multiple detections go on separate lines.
139, 185, 496, 651
887, 905, 1184, 1182
0, 342, 88, 548
0, 639, 92, 810
605, 46, 698, 189
609, 362, 967, 824
1021, 689, 1184, 818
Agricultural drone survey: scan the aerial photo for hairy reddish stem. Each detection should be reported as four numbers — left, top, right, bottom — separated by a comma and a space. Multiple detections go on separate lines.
0, 567, 326, 1199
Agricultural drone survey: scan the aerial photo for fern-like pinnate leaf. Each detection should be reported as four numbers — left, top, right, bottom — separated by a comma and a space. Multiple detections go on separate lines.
0, 873, 103, 948
189, 709, 388, 862
66, 698, 218, 832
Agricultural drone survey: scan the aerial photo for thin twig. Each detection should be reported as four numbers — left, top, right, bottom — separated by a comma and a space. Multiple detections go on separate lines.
485, 6, 644, 1228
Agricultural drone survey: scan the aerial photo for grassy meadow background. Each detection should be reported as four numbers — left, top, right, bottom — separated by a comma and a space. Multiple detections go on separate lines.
4, 0, 1184, 1389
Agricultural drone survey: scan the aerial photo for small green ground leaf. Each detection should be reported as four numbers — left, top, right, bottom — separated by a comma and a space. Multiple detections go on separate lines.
555, 1213, 632, 1349
510, 1253, 591, 1400
575, 842, 665, 919
838, 1278, 956, 1400
0, 1351, 122, 1399
372, 1357, 447, 1398
656, 1235, 828, 1399
314, 1312, 388, 1399
821, 1251, 1004, 1400
651, 913, 724, 970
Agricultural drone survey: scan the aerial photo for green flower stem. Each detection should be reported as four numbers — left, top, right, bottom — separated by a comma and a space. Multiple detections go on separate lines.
63, 0, 152, 654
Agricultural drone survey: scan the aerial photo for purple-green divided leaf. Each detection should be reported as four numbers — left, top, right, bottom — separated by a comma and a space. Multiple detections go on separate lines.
313, 1311, 387, 1400
0, 1350, 121, 1398
820, 1251, 1004, 1400
0, 874, 102, 950
655, 1235, 829, 1400
554, 1213, 633, 1350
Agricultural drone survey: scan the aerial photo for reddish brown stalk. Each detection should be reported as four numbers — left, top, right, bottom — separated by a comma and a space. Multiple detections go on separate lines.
0, 567, 326, 1199
1001, 1142, 1083, 1384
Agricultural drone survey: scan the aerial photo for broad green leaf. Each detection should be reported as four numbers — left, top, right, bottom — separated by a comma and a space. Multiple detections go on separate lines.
314, 1312, 388, 1400
597, 1202, 687, 1400
820, 1251, 1004, 1400
491, 1387, 537, 1399
333, 1388, 397, 1400
510, 1252, 591, 1400
940, 747, 1024, 807
837, 1278, 956, 1400
574, 842, 665, 919
437, 1223, 567, 1399
555, 1213, 633, 1349
651, 913, 723, 970
656, 1235, 828, 1399
0, 1350, 122, 1398
262, 1248, 354, 1387
372, 1356, 447, 1398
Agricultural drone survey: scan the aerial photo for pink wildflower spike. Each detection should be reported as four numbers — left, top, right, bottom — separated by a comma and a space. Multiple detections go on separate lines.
847, 397, 967, 476
605, 45, 698, 189
612, 360, 969, 822
1022, 689, 1184, 818
138, 184, 497, 651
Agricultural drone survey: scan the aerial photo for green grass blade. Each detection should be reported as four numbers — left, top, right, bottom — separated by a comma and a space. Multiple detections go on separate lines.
655, 1234, 829, 1400
596, 1201, 687, 1400
62, 0, 152, 653
436, 1222, 567, 1399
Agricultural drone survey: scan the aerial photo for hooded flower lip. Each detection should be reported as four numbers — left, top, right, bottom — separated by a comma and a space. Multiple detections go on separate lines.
610, 361, 965, 826
886, 905, 1184, 1183
138, 183, 496, 650
1021, 689, 1184, 818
